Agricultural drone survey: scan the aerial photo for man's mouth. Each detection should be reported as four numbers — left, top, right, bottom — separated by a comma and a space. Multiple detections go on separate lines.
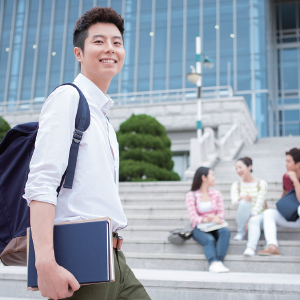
99, 59, 117, 64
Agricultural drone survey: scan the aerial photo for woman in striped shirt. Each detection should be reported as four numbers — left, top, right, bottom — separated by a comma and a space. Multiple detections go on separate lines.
185, 167, 231, 273
231, 157, 268, 256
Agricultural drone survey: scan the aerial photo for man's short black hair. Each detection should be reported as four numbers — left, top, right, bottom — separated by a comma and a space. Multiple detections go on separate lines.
73, 7, 124, 53
286, 148, 300, 164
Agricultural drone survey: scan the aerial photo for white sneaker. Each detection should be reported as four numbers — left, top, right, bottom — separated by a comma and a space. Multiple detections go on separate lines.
243, 247, 255, 256
233, 233, 245, 241
209, 261, 230, 273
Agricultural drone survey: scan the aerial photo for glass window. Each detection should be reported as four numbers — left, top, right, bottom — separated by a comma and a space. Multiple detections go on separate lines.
285, 124, 300, 136
110, 0, 123, 15
83, 0, 94, 13
219, 1, 233, 87
239, 93, 252, 113
281, 4, 296, 30
0, 0, 14, 102
63, 0, 80, 83
186, 0, 200, 89
255, 93, 268, 137
202, 0, 216, 87
97, 0, 108, 6
8, 0, 26, 103
20, 0, 39, 101
48, 0, 66, 93
137, 0, 152, 91
281, 48, 298, 90
169, 0, 183, 90
121, 0, 137, 93
284, 98, 299, 105
153, 0, 167, 91
284, 110, 300, 122
253, 0, 265, 18
34, 0, 53, 98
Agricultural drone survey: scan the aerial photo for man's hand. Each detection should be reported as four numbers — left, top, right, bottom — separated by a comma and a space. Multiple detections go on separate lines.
37, 259, 80, 300
287, 171, 298, 184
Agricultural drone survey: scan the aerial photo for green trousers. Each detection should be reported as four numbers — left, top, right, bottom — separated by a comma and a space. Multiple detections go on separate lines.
60, 249, 151, 300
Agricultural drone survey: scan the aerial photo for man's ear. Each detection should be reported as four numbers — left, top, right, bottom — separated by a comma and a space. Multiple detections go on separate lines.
74, 47, 83, 63
296, 161, 300, 169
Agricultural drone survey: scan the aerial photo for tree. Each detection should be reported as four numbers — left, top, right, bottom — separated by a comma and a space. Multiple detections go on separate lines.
0, 117, 11, 142
117, 114, 180, 182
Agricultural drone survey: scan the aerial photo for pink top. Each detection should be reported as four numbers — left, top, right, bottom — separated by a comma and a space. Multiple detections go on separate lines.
185, 189, 225, 228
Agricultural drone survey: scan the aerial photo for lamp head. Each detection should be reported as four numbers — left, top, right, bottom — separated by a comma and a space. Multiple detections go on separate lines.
203, 56, 214, 69
187, 65, 201, 84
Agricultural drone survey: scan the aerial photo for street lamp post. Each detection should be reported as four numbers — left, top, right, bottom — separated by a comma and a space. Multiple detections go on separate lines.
187, 36, 213, 142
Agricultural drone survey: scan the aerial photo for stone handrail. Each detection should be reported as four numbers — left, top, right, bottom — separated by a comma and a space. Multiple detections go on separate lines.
184, 127, 218, 180
218, 123, 244, 161
185, 124, 244, 180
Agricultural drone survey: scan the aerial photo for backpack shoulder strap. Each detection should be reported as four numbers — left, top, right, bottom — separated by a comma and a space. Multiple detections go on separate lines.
54, 83, 90, 191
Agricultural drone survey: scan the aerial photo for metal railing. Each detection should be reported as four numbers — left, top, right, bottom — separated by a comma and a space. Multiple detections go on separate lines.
0, 86, 233, 114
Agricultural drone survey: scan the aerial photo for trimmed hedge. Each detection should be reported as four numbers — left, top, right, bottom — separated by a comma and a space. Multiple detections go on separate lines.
0, 117, 11, 142
117, 114, 180, 182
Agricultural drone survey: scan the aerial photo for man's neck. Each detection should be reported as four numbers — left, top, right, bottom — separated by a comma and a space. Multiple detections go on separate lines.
296, 169, 300, 180
81, 71, 111, 94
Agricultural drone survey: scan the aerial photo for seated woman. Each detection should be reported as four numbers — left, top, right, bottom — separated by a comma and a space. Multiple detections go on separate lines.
231, 157, 268, 256
185, 167, 231, 273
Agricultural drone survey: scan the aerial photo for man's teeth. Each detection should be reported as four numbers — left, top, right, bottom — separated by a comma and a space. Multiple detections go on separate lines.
101, 60, 116, 63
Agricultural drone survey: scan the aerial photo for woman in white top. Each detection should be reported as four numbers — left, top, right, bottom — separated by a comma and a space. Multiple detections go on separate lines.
230, 157, 268, 256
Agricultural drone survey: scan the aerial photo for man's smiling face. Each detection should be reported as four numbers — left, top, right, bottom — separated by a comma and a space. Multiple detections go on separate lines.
77, 22, 125, 82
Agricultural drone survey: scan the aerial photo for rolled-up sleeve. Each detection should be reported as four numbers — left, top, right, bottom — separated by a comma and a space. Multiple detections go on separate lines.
23, 86, 79, 206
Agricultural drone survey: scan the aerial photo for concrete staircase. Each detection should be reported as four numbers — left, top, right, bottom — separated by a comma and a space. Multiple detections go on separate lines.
119, 181, 300, 299
1, 180, 300, 299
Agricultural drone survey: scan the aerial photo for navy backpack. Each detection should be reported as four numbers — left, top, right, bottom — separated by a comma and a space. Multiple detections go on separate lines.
0, 83, 90, 266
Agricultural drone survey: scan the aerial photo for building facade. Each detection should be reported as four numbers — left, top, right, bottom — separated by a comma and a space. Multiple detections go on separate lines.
0, 0, 299, 137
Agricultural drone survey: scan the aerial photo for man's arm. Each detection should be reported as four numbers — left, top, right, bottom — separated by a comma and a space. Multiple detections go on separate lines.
293, 180, 300, 203
286, 171, 300, 203
30, 201, 80, 300
281, 189, 287, 198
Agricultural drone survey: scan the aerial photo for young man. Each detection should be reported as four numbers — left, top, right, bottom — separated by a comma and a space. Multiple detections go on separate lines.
23, 7, 151, 300
258, 148, 300, 256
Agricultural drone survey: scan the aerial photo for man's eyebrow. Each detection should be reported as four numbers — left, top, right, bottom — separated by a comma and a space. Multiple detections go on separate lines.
91, 34, 122, 40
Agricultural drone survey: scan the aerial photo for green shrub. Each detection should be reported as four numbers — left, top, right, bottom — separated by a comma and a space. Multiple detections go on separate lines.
0, 117, 11, 142
117, 114, 180, 182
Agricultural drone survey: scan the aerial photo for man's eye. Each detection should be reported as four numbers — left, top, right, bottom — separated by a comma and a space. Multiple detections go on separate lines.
95, 40, 103, 44
114, 42, 122, 45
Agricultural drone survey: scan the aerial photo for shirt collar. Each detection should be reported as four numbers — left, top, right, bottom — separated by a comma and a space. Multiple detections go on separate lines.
73, 73, 114, 114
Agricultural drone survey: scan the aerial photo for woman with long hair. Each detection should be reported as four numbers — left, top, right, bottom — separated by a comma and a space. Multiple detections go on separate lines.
185, 167, 231, 273
231, 157, 268, 256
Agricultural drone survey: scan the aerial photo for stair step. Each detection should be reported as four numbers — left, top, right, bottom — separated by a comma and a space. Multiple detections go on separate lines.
122, 239, 300, 256
133, 268, 300, 300
126, 252, 300, 274
123, 204, 278, 216
121, 225, 300, 240
120, 191, 281, 202
0, 266, 45, 299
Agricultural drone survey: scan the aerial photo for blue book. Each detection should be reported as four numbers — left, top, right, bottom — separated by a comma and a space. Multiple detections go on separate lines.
27, 217, 114, 290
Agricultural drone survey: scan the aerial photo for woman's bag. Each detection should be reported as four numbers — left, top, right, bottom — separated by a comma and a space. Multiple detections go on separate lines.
276, 189, 299, 221
168, 225, 194, 245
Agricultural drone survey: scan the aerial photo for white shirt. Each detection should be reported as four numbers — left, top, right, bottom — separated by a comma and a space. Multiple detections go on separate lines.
198, 201, 212, 213
23, 73, 128, 232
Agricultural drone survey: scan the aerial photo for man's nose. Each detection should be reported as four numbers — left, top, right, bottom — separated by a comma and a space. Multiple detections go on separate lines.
105, 42, 115, 53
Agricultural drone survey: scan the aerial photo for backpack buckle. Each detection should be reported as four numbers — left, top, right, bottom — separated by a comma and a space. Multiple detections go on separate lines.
73, 129, 83, 144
